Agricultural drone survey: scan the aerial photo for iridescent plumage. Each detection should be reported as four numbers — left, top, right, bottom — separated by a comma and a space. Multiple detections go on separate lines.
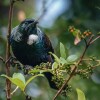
10, 19, 57, 89
10, 19, 54, 66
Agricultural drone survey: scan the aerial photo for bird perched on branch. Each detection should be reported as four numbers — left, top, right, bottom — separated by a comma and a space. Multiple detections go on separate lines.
10, 19, 57, 89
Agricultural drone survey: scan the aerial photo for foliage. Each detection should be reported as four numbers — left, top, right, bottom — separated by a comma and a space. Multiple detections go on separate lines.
76, 88, 86, 100
0, 0, 100, 100
1, 73, 44, 96
1, 27, 100, 99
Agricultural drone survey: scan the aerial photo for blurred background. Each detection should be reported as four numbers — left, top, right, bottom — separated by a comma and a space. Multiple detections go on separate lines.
0, 0, 100, 100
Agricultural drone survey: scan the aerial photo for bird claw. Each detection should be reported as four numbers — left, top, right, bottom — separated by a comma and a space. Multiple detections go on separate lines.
23, 65, 33, 75
5, 56, 16, 64
6, 56, 22, 69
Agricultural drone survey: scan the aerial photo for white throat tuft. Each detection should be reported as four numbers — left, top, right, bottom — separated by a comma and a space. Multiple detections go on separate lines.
27, 34, 38, 45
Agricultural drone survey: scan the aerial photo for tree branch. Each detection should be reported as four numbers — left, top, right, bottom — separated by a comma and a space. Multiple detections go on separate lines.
53, 35, 95, 100
82, 59, 100, 62
5, 0, 14, 100
90, 35, 100, 45
0, 56, 5, 63
36, 0, 47, 21
36, 0, 54, 22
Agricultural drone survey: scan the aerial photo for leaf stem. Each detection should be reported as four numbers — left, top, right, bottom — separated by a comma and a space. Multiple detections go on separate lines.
11, 86, 19, 96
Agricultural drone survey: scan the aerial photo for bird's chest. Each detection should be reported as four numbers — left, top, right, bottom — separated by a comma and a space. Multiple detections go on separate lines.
11, 41, 48, 66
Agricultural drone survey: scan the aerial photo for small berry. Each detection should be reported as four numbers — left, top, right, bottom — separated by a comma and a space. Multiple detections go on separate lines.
83, 30, 92, 37
68, 26, 75, 33
70, 29, 74, 33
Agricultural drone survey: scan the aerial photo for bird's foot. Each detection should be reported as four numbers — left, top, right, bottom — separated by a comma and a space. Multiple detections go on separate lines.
23, 65, 33, 75
6, 56, 17, 63
6, 56, 22, 69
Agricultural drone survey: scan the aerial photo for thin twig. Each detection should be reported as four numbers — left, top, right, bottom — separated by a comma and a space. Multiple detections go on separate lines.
11, 86, 19, 96
87, 35, 94, 45
53, 35, 94, 100
6, 0, 14, 100
36, 0, 47, 21
84, 39, 87, 47
82, 59, 100, 62
0, 56, 5, 63
36, 0, 54, 22
76, 62, 100, 74
91, 63, 100, 69
90, 35, 100, 45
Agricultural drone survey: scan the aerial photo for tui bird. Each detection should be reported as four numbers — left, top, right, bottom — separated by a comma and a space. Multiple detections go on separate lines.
10, 19, 57, 89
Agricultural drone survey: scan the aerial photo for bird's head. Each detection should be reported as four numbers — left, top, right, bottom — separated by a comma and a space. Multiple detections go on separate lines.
18, 19, 39, 45
19, 19, 38, 32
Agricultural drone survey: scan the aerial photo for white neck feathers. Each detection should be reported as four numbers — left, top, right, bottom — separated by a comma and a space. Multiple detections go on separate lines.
27, 34, 38, 45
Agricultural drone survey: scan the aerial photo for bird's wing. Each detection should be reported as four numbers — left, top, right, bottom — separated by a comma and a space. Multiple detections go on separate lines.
43, 34, 54, 63
37, 27, 54, 53
44, 34, 54, 53
10, 26, 22, 43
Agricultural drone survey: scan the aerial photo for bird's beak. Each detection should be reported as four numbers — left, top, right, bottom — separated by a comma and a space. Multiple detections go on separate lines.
31, 21, 38, 27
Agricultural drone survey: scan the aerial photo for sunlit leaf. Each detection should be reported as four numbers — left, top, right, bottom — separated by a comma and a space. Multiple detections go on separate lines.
52, 62, 58, 69
60, 57, 67, 65
60, 42, 67, 59
66, 55, 78, 63
39, 70, 52, 74
12, 73, 25, 84
1, 74, 25, 91
76, 88, 86, 100
72, 29, 81, 36
29, 69, 41, 74
49, 52, 60, 64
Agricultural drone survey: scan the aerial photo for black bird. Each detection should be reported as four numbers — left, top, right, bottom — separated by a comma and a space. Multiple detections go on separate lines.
10, 19, 57, 89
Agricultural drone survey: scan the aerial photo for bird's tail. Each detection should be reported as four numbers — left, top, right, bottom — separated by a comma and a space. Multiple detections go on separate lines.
43, 72, 58, 89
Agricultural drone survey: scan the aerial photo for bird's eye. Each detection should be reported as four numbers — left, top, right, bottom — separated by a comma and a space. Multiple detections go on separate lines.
21, 22, 28, 28
25, 22, 28, 24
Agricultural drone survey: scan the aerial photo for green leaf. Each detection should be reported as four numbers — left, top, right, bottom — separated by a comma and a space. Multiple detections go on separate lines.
60, 57, 67, 65
72, 29, 81, 37
29, 69, 51, 74
12, 73, 26, 84
1, 74, 25, 91
60, 42, 67, 59
25, 74, 44, 89
76, 88, 86, 100
40, 69, 52, 74
52, 62, 58, 69
29, 69, 41, 74
49, 52, 60, 64
66, 55, 78, 63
